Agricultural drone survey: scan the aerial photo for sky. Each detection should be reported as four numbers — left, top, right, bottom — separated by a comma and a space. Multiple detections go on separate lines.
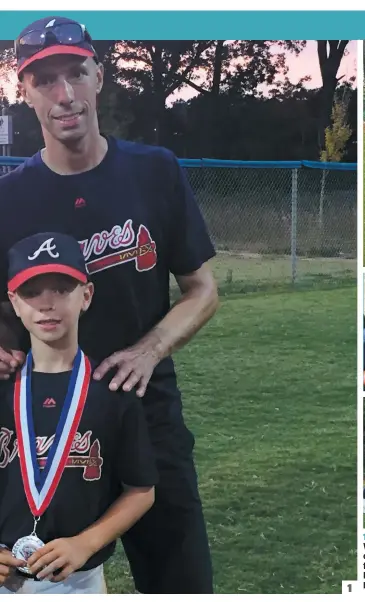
276, 40, 356, 86
168, 40, 357, 105
0, 40, 357, 105
167, 40, 357, 105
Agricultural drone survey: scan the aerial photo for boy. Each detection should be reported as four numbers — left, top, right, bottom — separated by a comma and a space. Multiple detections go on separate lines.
0, 232, 158, 594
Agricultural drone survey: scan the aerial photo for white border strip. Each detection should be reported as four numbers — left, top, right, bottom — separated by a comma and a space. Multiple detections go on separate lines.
357, 38, 364, 588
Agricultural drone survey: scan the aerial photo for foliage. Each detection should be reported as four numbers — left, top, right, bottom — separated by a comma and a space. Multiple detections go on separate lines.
320, 95, 352, 162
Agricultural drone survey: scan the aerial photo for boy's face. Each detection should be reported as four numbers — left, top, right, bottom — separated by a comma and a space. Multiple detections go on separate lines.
8, 273, 93, 343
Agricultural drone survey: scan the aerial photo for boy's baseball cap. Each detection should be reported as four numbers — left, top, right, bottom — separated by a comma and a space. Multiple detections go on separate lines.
7, 232, 88, 293
15, 16, 97, 76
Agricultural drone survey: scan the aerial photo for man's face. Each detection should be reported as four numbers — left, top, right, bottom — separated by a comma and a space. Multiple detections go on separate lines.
19, 55, 104, 143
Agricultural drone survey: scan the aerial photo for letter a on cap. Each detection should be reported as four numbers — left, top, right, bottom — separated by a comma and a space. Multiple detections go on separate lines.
28, 238, 60, 261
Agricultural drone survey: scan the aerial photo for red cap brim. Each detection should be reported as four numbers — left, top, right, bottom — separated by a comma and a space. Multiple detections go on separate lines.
8, 264, 87, 293
17, 45, 94, 75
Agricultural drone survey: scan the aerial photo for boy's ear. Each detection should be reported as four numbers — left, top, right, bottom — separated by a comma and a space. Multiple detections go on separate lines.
7, 291, 20, 318
81, 282, 94, 313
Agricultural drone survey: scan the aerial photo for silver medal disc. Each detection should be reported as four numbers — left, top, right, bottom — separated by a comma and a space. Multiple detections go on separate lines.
12, 535, 45, 575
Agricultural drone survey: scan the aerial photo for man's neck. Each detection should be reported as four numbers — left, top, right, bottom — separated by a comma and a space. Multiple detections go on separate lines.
42, 126, 108, 175
30, 334, 79, 373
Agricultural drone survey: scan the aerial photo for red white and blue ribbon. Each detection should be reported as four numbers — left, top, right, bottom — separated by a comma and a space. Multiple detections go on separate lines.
14, 348, 91, 517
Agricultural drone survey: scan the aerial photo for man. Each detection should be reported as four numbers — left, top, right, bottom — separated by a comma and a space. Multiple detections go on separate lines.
0, 16, 218, 594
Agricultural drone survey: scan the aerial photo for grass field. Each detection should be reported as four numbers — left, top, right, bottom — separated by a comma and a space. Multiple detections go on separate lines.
210, 252, 356, 294
104, 284, 356, 594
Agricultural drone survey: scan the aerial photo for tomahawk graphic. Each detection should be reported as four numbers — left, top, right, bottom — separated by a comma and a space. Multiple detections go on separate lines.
37, 439, 103, 481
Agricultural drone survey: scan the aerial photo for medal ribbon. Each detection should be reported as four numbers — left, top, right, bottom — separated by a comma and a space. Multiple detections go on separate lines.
14, 348, 91, 517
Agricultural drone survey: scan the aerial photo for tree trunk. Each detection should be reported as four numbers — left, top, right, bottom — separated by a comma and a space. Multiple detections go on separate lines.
212, 40, 224, 96
149, 43, 166, 145
317, 40, 348, 150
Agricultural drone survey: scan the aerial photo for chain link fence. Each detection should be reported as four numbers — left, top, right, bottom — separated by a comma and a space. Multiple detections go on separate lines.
0, 156, 357, 293
182, 159, 356, 293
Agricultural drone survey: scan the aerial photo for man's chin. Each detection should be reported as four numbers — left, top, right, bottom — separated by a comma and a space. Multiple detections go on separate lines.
50, 119, 87, 143
56, 128, 86, 144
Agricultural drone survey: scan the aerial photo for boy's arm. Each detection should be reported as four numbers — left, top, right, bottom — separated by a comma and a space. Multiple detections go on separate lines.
27, 485, 154, 582
77, 484, 154, 552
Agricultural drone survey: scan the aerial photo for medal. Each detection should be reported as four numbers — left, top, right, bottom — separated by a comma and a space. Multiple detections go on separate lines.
12, 348, 91, 571
12, 517, 45, 574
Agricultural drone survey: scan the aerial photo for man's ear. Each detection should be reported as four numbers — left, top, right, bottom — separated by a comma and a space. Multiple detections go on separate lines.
7, 291, 20, 318
95, 63, 104, 95
17, 78, 34, 108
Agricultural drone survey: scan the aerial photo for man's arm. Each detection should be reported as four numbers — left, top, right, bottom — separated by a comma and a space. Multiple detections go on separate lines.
0, 548, 27, 584
94, 150, 218, 395
152, 262, 219, 358
27, 486, 155, 582
0, 232, 27, 375
94, 261, 218, 394
0, 302, 26, 378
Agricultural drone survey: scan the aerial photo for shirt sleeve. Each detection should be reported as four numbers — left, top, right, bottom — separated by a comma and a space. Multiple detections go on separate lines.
0, 247, 8, 304
165, 152, 216, 276
0, 240, 29, 352
117, 392, 159, 488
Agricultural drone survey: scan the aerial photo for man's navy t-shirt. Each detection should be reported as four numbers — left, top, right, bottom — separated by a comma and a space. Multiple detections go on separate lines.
0, 137, 215, 431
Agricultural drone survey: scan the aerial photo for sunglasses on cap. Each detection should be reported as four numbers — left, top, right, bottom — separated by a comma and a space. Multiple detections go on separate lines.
15, 20, 98, 74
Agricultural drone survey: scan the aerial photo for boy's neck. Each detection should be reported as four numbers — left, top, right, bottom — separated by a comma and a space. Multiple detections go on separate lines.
30, 335, 79, 373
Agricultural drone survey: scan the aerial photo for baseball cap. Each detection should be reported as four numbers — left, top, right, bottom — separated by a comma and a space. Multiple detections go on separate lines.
7, 232, 88, 293
15, 16, 98, 76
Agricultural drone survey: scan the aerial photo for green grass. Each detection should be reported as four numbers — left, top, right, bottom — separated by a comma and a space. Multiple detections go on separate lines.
211, 252, 356, 294
171, 253, 356, 299
104, 286, 356, 594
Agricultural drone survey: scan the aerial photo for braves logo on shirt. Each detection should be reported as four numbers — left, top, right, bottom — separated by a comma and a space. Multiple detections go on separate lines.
79, 220, 157, 276
0, 428, 103, 481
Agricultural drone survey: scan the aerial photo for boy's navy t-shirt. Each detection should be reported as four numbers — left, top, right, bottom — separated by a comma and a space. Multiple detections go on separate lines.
0, 137, 215, 432
0, 365, 158, 571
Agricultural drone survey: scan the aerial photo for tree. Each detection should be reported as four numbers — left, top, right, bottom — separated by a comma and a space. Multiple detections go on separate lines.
109, 40, 213, 144
0, 45, 17, 101
96, 44, 135, 140
317, 40, 349, 149
7, 101, 43, 156
108, 40, 307, 146
318, 93, 352, 238
320, 96, 352, 163
0, 39, 308, 148
0, 39, 357, 163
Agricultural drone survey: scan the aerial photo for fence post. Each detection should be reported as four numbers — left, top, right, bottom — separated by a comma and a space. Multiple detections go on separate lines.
291, 168, 298, 285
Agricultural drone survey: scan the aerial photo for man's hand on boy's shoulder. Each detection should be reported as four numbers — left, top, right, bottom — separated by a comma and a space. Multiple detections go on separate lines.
0, 347, 25, 381
0, 547, 26, 584
93, 338, 161, 398
27, 536, 92, 582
